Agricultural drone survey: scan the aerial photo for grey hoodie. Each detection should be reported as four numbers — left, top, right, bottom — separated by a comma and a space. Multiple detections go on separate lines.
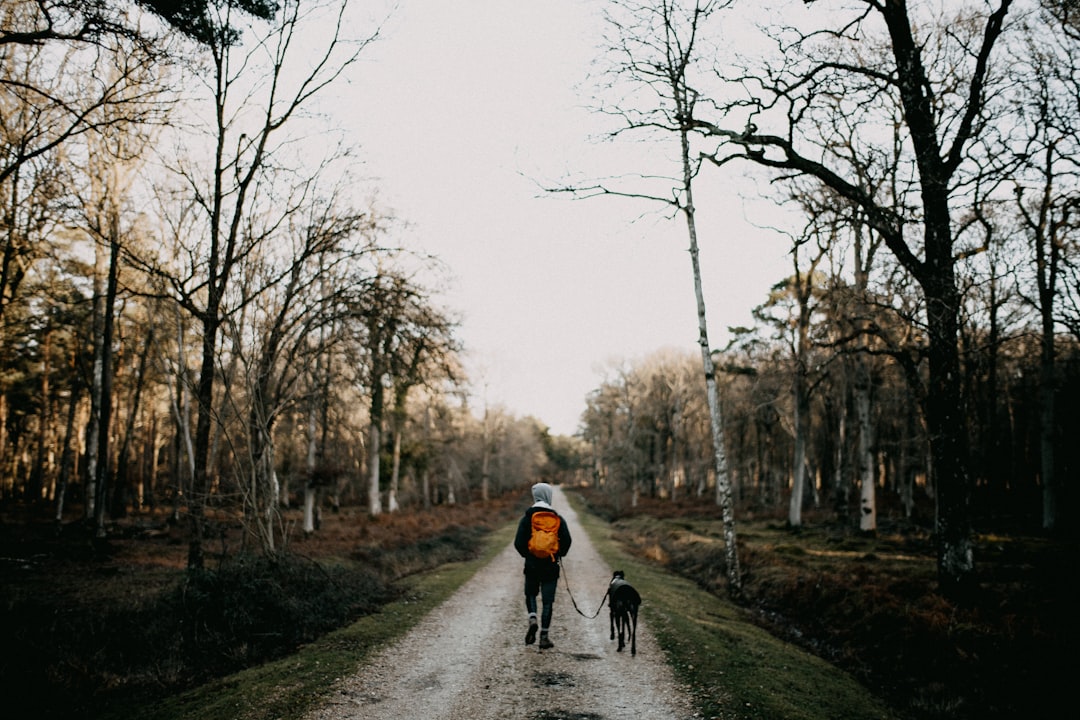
531, 482, 553, 507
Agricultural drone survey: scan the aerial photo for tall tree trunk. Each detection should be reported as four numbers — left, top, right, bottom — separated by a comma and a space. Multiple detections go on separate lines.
169, 317, 196, 526
1029, 139, 1061, 534
85, 242, 106, 524
0, 169, 20, 499
421, 404, 432, 508
142, 410, 157, 511
1039, 296, 1057, 532
855, 368, 876, 533
0, 393, 7, 499
31, 319, 53, 503
480, 406, 491, 503
679, 120, 741, 598
54, 376, 83, 526
789, 320, 810, 527
303, 480, 319, 533
421, 466, 431, 509
898, 418, 915, 520
189, 312, 218, 568
848, 216, 879, 534
389, 424, 403, 511
303, 392, 319, 534
387, 382, 410, 512
91, 230, 120, 537
247, 421, 278, 554
922, 231, 973, 594
247, 308, 285, 554
880, 0, 997, 597
115, 327, 154, 517
367, 419, 382, 516
984, 262, 1003, 506
833, 400, 848, 520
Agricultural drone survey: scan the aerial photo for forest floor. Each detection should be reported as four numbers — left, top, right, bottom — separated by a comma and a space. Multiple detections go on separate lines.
1, 486, 1074, 720
579, 489, 1076, 720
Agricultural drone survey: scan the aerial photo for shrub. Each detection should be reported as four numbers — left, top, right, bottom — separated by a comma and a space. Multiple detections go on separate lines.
168, 554, 395, 677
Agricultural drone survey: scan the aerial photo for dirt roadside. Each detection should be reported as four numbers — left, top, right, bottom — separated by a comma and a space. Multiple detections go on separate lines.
305, 486, 699, 720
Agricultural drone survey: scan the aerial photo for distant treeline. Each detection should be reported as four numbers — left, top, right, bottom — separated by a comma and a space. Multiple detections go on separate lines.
580, 335, 1079, 533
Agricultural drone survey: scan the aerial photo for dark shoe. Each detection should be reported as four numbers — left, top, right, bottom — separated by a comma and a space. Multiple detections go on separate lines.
539, 633, 553, 650
525, 620, 538, 645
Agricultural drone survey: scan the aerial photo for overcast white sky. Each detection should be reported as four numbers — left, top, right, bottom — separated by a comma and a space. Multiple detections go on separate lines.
335, 0, 790, 436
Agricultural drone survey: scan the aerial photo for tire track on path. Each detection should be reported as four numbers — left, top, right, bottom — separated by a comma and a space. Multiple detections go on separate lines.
307, 486, 697, 720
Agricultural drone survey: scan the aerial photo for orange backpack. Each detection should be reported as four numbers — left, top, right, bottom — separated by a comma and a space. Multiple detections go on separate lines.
527, 510, 561, 561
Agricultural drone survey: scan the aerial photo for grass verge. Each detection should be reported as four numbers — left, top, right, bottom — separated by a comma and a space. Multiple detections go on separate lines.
565, 490, 899, 720
100, 495, 899, 720
100, 522, 517, 720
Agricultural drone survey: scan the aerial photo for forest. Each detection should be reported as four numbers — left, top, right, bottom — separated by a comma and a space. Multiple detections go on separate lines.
1, 1, 1078, 719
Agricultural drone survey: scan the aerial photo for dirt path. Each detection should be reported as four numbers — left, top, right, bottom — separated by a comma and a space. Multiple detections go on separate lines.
306, 486, 697, 720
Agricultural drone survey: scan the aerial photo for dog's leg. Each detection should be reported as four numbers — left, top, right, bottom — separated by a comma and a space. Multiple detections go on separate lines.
630, 606, 638, 656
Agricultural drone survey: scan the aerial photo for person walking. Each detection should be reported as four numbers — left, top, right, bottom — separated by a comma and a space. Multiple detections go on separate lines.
514, 482, 572, 649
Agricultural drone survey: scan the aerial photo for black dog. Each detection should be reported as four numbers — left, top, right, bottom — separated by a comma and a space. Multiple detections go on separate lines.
608, 570, 641, 656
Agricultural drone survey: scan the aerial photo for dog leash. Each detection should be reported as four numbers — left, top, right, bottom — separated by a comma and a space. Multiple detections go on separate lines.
558, 557, 609, 619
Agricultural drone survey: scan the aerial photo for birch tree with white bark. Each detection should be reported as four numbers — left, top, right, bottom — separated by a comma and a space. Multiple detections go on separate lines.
570, 0, 742, 597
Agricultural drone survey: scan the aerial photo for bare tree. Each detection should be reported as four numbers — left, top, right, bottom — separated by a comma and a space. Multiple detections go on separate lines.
62, 28, 161, 532
142, 0, 381, 568
0, 0, 199, 189
1005, 4, 1080, 532
795, 192, 893, 532
568, 0, 742, 597
229, 187, 382, 552
752, 210, 830, 527
357, 263, 458, 516
385, 304, 459, 511
0, 1, 275, 48
683, 0, 1015, 596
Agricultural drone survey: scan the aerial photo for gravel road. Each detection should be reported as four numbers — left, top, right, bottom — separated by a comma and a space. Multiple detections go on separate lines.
306, 486, 698, 720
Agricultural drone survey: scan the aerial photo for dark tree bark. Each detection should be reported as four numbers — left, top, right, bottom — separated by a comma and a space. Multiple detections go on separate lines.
692, 0, 1014, 596
90, 223, 120, 536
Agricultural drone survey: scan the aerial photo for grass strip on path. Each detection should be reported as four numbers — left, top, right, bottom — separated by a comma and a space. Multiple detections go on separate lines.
565, 490, 900, 720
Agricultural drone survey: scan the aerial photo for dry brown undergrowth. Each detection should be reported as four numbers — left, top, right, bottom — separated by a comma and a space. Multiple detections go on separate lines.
576, 488, 1075, 720
0, 492, 523, 719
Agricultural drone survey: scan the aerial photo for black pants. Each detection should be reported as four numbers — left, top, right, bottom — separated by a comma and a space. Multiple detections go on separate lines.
524, 572, 557, 630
